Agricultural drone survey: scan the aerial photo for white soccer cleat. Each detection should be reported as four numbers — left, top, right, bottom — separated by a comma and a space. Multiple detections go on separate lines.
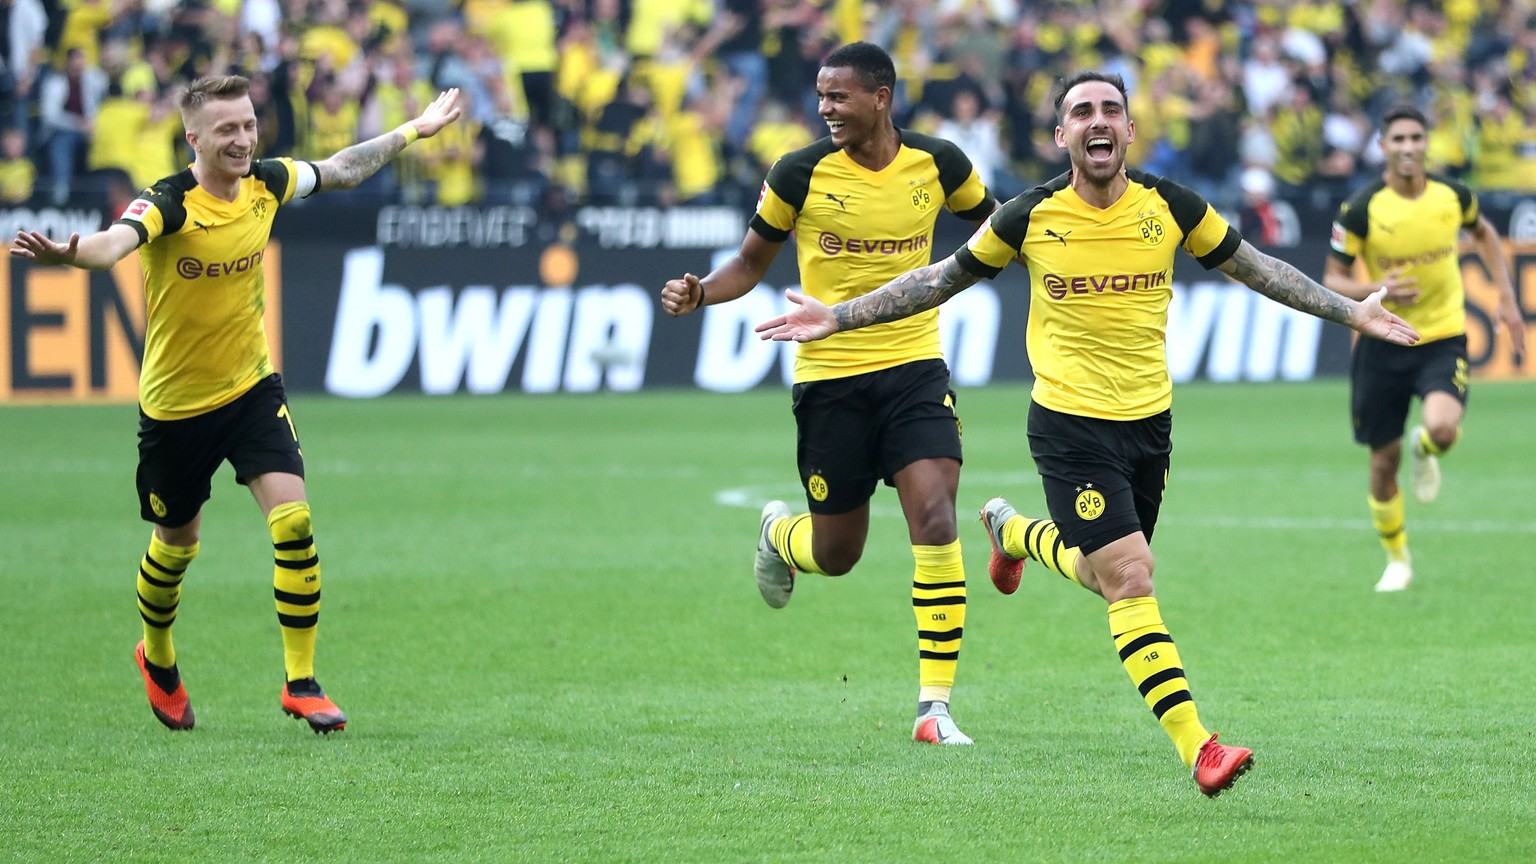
1375, 555, 1413, 592
1408, 425, 1441, 503
913, 704, 973, 745
754, 500, 795, 608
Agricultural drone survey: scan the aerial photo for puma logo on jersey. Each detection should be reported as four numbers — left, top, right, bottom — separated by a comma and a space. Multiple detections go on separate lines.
825, 193, 850, 210
1044, 228, 1072, 245
193, 220, 211, 233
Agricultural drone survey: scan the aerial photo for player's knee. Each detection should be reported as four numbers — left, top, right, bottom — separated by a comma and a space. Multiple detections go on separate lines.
1094, 553, 1155, 601
907, 503, 957, 546
267, 500, 313, 544
816, 545, 862, 576
1425, 421, 1459, 452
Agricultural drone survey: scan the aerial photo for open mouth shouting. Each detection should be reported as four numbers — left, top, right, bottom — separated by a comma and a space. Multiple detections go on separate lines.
1085, 135, 1115, 166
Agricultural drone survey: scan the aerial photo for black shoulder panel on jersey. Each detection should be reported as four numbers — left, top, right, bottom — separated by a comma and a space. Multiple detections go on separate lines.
1429, 171, 1476, 225
990, 172, 1068, 250
1336, 178, 1385, 236
252, 159, 291, 201
765, 138, 838, 211
899, 129, 972, 197
1143, 172, 1208, 237
149, 169, 196, 235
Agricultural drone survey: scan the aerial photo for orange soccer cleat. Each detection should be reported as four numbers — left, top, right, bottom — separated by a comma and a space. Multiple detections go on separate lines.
979, 497, 1025, 594
135, 641, 194, 731
1193, 733, 1253, 797
281, 678, 347, 734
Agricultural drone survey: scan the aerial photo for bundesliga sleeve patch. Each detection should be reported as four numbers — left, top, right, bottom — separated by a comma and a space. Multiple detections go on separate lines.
122, 198, 153, 221
1329, 222, 1347, 253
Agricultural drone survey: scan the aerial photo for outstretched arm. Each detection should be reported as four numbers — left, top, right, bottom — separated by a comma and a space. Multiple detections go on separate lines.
1218, 240, 1420, 345
313, 88, 462, 190
755, 255, 980, 342
9, 223, 142, 270
1469, 213, 1526, 361
661, 228, 782, 316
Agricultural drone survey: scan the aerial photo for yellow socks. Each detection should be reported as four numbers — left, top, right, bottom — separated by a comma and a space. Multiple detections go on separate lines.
1003, 516, 1083, 585
1108, 596, 1210, 767
1368, 491, 1409, 562
913, 541, 966, 704
137, 535, 199, 668
769, 513, 826, 575
269, 501, 321, 682
1417, 427, 1458, 456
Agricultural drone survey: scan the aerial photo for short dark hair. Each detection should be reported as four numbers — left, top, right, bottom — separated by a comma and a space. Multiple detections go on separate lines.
1052, 71, 1130, 121
822, 41, 896, 93
179, 75, 251, 114
1381, 104, 1429, 132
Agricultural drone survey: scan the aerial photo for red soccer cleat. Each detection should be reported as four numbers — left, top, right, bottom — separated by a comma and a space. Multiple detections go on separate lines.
979, 497, 1025, 594
1193, 733, 1253, 797
282, 678, 347, 734
135, 641, 194, 731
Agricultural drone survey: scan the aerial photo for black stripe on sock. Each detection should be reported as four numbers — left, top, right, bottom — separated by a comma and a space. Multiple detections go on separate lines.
918, 627, 964, 642
919, 649, 960, 661
912, 579, 967, 591
1150, 690, 1193, 719
144, 552, 188, 576
138, 566, 180, 589
1136, 666, 1187, 698
139, 611, 174, 628
137, 594, 178, 615
274, 588, 321, 606
912, 595, 967, 607
274, 537, 313, 551
1022, 519, 1048, 560
278, 612, 319, 628
1117, 632, 1173, 661
274, 555, 320, 570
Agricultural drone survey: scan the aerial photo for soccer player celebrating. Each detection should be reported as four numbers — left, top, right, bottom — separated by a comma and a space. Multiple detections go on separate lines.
10, 76, 462, 733
1322, 105, 1526, 593
756, 72, 1419, 794
660, 42, 996, 744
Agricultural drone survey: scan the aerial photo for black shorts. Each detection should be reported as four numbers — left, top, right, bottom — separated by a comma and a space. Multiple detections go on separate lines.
1027, 401, 1171, 555
1350, 334, 1468, 448
136, 374, 305, 526
791, 359, 962, 514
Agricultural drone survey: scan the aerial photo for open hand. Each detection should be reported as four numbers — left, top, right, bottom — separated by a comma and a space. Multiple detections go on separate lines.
410, 89, 463, 139
9, 230, 80, 266
1356, 286, 1420, 346
1497, 295, 1527, 364
755, 290, 837, 342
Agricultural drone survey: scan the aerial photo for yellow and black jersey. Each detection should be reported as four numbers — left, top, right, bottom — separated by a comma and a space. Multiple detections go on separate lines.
113, 158, 309, 421
958, 169, 1240, 421
751, 130, 992, 382
1330, 173, 1477, 343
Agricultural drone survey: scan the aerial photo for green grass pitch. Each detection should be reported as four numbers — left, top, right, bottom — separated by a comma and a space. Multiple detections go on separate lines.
3, 380, 1533, 862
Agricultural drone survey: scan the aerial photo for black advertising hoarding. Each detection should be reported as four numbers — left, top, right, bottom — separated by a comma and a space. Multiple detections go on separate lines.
272, 202, 1366, 396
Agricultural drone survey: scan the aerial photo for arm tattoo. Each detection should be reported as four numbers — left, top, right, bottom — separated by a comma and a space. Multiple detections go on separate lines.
316, 130, 409, 190
832, 257, 981, 331
1219, 242, 1356, 325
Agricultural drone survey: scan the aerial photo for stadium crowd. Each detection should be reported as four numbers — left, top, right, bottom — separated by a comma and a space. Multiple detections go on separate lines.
1, 0, 1534, 221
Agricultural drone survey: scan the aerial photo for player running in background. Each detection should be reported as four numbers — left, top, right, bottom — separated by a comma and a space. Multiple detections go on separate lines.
756, 72, 1419, 793
660, 42, 996, 744
1322, 104, 1526, 593
10, 75, 461, 733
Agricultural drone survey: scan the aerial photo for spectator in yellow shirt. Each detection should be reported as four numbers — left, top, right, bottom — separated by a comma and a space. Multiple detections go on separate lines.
0, 127, 36, 204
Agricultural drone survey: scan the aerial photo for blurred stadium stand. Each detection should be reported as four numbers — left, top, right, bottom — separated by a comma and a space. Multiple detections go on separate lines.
1, 0, 1533, 223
